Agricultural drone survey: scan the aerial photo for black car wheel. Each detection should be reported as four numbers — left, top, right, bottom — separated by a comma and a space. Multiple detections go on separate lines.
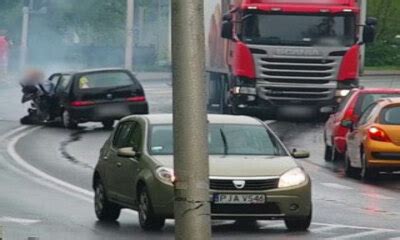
62, 110, 78, 129
284, 207, 312, 232
344, 152, 358, 177
324, 144, 332, 162
94, 180, 121, 221
102, 120, 114, 129
360, 151, 378, 181
138, 186, 165, 231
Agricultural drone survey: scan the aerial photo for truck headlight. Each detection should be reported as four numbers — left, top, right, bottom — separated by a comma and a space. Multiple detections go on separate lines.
278, 168, 307, 188
336, 89, 351, 97
155, 167, 175, 186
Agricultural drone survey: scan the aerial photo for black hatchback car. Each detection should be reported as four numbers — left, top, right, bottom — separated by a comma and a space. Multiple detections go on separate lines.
49, 68, 149, 129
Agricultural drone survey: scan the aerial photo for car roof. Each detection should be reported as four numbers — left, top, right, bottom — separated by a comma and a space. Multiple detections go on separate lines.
54, 68, 134, 76
356, 87, 400, 94
377, 97, 400, 106
122, 114, 263, 125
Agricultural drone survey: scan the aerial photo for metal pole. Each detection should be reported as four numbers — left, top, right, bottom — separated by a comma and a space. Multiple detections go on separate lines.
360, 0, 367, 75
20, 5, 30, 70
172, 0, 211, 239
125, 0, 134, 71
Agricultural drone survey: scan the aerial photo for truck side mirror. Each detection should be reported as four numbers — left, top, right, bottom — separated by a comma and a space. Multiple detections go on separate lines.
363, 17, 377, 44
221, 20, 234, 40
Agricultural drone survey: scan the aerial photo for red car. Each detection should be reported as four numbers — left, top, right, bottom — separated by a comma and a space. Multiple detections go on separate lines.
324, 88, 400, 162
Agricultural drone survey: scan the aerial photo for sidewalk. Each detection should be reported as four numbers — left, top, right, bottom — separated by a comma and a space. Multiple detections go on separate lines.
364, 70, 400, 77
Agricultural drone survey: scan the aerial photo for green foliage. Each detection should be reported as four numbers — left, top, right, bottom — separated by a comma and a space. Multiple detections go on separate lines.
366, 0, 400, 67
365, 42, 400, 67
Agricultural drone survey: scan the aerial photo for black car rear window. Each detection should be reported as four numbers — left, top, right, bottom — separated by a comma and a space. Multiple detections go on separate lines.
381, 106, 400, 125
355, 93, 400, 115
77, 72, 135, 89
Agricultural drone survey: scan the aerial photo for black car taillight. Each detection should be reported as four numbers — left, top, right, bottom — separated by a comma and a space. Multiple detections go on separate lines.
71, 101, 95, 107
126, 96, 146, 102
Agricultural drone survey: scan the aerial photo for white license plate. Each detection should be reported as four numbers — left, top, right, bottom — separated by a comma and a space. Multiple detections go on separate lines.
213, 194, 266, 204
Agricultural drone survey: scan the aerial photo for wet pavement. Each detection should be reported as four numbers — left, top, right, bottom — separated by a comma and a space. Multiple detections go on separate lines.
0, 74, 400, 239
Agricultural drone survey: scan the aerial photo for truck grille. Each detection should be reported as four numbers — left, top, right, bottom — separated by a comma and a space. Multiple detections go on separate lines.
210, 178, 279, 191
254, 53, 340, 101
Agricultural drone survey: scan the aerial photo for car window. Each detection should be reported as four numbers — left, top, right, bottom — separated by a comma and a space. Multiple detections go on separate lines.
355, 93, 400, 115
380, 106, 400, 125
128, 122, 142, 151
149, 124, 287, 156
113, 122, 134, 148
49, 74, 61, 86
357, 103, 378, 126
55, 75, 72, 93
337, 91, 355, 112
77, 72, 135, 89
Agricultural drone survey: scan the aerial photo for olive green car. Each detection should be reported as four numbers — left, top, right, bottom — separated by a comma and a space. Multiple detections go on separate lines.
93, 114, 312, 231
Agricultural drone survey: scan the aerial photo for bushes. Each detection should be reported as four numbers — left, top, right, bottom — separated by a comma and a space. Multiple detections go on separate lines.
365, 42, 400, 67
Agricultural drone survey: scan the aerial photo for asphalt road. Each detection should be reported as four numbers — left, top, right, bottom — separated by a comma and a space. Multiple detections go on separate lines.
0, 75, 400, 239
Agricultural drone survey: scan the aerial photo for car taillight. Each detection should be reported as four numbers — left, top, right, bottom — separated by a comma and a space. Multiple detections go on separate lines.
368, 127, 391, 142
127, 96, 146, 102
70, 101, 95, 107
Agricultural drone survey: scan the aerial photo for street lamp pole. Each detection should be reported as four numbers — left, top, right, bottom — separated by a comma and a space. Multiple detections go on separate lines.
20, 2, 30, 70
125, 0, 134, 71
172, 0, 211, 240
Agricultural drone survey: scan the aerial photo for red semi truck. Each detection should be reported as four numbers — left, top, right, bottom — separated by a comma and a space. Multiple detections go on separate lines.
205, 0, 376, 118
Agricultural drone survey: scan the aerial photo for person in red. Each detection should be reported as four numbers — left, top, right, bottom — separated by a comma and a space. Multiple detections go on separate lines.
0, 34, 10, 77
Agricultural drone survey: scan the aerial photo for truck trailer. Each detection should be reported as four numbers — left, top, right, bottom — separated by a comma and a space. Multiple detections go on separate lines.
205, 0, 376, 119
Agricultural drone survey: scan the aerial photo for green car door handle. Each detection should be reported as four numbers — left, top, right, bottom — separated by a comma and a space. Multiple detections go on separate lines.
116, 162, 122, 168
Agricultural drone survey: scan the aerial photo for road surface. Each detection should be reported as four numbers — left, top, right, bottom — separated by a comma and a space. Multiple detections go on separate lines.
0, 75, 399, 239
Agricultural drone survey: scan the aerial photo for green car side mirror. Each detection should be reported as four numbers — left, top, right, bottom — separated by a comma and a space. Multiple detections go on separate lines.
117, 147, 137, 158
291, 149, 310, 159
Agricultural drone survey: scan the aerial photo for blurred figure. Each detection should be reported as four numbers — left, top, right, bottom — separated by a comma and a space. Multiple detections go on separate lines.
20, 69, 55, 124
0, 33, 10, 78
20, 69, 54, 96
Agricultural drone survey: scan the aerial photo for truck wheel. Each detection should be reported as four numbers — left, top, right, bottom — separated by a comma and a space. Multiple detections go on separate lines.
102, 120, 114, 129
62, 110, 78, 129
94, 180, 121, 221
284, 208, 312, 231
138, 186, 165, 231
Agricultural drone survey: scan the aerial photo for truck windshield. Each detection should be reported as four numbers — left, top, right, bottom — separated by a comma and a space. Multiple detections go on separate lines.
241, 13, 356, 47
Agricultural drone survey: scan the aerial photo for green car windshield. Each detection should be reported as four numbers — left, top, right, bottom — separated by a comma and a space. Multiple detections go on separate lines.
149, 124, 287, 156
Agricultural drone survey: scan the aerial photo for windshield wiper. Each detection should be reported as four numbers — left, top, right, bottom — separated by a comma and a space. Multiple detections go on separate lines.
219, 129, 228, 155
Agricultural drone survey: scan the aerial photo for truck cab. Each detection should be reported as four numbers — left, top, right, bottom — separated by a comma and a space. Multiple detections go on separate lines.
206, 0, 376, 119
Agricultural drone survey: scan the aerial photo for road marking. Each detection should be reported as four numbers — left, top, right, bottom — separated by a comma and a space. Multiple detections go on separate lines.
361, 193, 395, 200
7, 126, 94, 199
0, 216, 41, 226
4, 126, 400, 231
321, 182, 353, 190
311, 225, 339, 233
0, 126, 29, 141
327, 229, 388, 239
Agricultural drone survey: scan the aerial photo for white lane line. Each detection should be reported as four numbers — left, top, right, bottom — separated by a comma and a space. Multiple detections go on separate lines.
320, 182, 353, 190
327, 229, 388, 240
361, 193, 395, 200
312, 222, 399, 232
0, 126, 29, 141
7, 126, 94, 198
0, 216, 41, 226
3, 126, 400, 229
311, 225, 339, 233
5, 126, 137, 216
390, 237, 400, 240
